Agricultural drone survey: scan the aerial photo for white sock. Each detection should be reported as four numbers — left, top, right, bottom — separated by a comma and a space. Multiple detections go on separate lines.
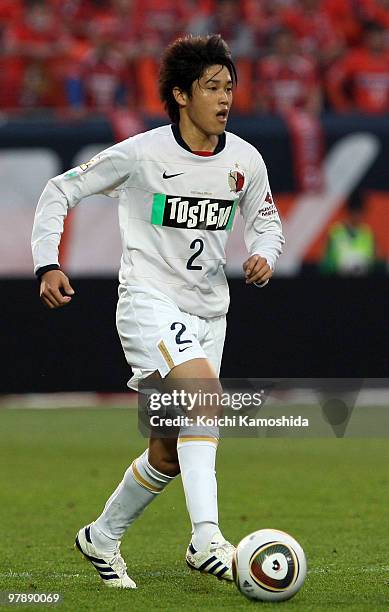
192, 521, 222, 552
91, 449, 174, 554
177, 433, 221, 551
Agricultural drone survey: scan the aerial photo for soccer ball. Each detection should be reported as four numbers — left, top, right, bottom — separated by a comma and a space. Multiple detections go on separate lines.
232, 528, 307, 602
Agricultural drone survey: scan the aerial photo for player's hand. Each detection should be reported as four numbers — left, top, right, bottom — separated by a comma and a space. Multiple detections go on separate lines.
243, 255, 272, 285
39, 270, 75, 309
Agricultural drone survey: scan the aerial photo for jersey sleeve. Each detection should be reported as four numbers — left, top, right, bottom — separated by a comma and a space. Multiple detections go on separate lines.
239, 150, 285, 273
31, 139, 135, 274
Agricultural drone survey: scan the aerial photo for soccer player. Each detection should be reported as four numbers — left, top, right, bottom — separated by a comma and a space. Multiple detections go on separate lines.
31, 35, 284, 588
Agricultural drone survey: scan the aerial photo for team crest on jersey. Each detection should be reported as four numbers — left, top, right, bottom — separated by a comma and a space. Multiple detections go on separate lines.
228, 168, 245, 193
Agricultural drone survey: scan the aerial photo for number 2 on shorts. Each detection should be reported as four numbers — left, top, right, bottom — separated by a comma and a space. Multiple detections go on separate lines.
170, 322, 192, 352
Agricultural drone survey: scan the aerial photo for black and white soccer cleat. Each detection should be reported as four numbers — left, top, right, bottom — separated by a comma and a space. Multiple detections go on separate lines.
75, 525, 136, 589
186, 532, 235, 581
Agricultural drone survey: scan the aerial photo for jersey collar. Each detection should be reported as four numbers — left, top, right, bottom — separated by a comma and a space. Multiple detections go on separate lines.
171, 124, 226, 155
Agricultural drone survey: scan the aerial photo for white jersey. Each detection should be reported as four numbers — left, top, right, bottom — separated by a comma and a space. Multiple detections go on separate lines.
32, 124, 284, 318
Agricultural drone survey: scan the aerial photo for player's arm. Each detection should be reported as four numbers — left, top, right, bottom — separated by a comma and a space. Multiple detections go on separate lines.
32, 140, 134, 307
239, 151, 285, 286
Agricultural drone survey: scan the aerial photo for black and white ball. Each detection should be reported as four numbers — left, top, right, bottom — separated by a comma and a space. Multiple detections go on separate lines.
232, 529, 307, 602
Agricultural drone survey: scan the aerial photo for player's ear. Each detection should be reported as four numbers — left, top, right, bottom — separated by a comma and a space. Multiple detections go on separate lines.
172, 87, 188, 109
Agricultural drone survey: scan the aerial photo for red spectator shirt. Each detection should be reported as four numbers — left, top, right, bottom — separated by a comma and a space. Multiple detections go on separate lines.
79, 49, 128, 109
258, 53, 319, 112
328, 47, 389, 113
282, 3, 342, 58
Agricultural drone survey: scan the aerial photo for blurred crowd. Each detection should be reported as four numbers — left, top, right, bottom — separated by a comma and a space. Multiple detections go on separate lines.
1, 0, 389, 115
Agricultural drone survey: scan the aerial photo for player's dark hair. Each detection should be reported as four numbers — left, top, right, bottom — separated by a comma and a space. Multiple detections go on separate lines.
159, 34, 237, 124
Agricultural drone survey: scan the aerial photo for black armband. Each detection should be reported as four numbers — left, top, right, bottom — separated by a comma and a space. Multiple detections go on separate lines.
36, 264, 60, 280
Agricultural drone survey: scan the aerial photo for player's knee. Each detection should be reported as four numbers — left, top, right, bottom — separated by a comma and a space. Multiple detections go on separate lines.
153, 455, 180, 477
148, 437, 180, 476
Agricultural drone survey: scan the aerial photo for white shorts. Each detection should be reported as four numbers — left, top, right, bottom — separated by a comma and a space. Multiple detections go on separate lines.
116, 285, 226, 390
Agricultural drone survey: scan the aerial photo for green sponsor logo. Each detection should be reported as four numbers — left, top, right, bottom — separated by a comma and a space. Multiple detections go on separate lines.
151, 194, 237, 231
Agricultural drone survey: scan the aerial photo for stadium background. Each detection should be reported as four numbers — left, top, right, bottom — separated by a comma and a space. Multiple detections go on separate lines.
0, 0, 388, 393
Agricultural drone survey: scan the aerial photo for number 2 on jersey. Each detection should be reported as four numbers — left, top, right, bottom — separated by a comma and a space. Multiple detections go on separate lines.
186, 238, 204, 270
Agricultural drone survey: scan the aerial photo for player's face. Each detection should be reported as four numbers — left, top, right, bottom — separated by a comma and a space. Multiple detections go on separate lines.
186, 65, 233, 136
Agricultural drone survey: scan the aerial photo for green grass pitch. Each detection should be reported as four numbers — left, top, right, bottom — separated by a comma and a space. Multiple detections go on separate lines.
1, 407, 389, 611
